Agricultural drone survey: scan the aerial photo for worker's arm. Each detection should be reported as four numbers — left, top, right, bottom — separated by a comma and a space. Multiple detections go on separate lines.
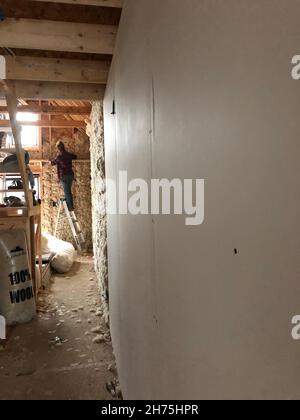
70, 153, 77, 161
51, 158, 58, 166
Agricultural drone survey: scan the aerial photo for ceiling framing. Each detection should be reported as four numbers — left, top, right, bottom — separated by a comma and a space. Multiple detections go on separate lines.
0, 0, 123, 122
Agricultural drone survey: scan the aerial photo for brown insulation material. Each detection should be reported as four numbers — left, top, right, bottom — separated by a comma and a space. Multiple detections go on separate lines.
90, 101, 109, 318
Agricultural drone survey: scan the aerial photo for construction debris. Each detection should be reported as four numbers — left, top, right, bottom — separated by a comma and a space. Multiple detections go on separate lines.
93, 335, 105, 344
95, 309, 103, 317
91, 327, 102, 334
106, 378, 122, 399
0, 255, 120, 399
107, 363, 117, 374
49, 336, 64, 348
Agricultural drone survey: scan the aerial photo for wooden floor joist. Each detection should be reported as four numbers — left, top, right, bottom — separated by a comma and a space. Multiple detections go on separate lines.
0, 120, 86, 128
0, 81, 105, 100
0, 105, 91, 115
0, 18, 117, 55
5, 56, 110, 84
31, 0, 123, 6
2, 81, 32, 207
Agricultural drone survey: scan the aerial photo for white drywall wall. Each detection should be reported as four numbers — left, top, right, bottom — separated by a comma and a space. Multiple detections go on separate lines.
104, 0, 300, 399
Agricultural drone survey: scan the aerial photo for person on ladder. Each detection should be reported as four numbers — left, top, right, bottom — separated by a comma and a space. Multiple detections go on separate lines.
51, 141, 77, 211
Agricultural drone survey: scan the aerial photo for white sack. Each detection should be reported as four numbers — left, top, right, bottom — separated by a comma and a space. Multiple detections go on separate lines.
0, 230, 36, 326
42, 233, 76, 274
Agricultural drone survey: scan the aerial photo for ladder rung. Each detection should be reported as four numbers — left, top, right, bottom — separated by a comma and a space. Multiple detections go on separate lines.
76, 237, 85, 244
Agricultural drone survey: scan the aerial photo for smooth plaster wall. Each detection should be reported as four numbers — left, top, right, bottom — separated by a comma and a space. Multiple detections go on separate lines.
104, 0, 300, 399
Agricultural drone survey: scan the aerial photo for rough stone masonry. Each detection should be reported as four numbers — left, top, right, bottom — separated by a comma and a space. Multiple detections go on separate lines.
89, 102, 109, 319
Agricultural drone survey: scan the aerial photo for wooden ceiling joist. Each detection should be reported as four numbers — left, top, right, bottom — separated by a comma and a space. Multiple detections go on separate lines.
0, 18, 117, 55
5, 56, 110, 84
0, 120, 86, 128
0, 81, 105, 100
0, 105, 91, 115
31, 0, 123, 7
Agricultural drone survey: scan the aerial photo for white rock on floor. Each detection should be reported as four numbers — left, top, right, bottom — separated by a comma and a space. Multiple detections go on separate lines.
93, 335, 105, 344
91, 327, 102, 334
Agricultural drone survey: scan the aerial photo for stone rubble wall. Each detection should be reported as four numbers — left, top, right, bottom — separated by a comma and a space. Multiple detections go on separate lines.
89, 102, 109, 318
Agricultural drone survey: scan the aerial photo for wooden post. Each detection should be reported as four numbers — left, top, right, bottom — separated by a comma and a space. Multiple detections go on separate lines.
36, 215, 43, 290
3, 80, 33, 209
30, 216, 37, 296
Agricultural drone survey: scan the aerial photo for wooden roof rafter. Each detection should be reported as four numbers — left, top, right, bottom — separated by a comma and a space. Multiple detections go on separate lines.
0, 18, 117, 55
31, 0, 123, 7
0, 0, 122, 102
0, 104, 92, 115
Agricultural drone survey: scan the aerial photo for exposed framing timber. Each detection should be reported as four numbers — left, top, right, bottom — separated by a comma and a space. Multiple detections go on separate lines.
0, 18, 117, 55
31, 0, 123, 6
2, 81, 33, 208
0, 105, 91, 115
5, 56, 110, 84
0, 120, 86, 128
0, 81, 105, 100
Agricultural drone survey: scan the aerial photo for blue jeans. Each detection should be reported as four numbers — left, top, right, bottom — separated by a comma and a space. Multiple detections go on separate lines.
60, 174, 74, 211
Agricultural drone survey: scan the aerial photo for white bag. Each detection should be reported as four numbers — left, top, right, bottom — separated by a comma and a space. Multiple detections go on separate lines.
41, 233, 77, 274
0, 230, 36, 326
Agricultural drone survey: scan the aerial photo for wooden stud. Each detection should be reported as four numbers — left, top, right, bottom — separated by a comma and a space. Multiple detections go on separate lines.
0, 120, 87, 128
5, 56, 110, 84
31, 0, 123, 7
30, 215, 37, 296
0, 18, 117, 55
0, 81, 105, 100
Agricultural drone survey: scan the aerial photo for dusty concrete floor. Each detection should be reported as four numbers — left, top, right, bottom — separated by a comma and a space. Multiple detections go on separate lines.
0, 256, 120, 400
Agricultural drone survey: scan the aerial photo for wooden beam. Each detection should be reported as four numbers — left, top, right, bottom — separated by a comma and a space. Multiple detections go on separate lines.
0, 105, 91, 115
0, 18, 117, 55
0, 119, 86, 128
5, 56, 110, 84
31, 0, 123, 6
3, 81, 33, 209
0, 81, 105, 100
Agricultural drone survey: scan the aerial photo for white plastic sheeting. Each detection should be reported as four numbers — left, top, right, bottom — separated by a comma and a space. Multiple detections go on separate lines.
41, 233, 77, 274
0, 230, 36, 326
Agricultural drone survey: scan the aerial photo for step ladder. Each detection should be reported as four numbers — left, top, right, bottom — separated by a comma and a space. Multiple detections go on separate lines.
54, 198, 85, 251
